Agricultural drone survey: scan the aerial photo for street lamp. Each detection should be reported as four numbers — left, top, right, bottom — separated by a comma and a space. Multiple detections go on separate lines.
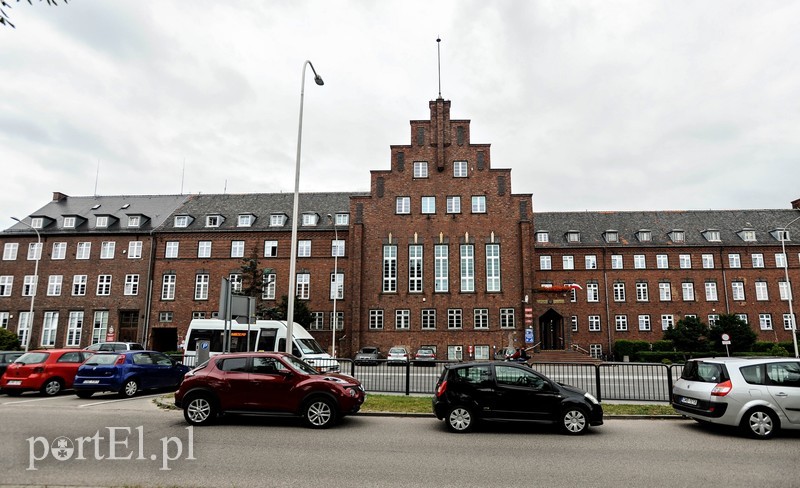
327, 214, 340, 358
11, 217, 40, 352
286, 60, 324, 354
780, 213, 800, 358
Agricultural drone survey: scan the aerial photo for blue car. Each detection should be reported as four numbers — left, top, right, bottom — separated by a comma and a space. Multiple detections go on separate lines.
74, 351, 190, 399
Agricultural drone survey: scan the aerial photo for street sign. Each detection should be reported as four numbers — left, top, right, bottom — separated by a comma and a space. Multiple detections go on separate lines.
721, 333, 731, 345
525, 328, 534, 344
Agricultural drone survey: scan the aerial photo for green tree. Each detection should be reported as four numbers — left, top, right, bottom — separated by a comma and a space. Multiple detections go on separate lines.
238, 248, 266, 298
264, 295, 314, 328
2, 0, 67, 29
709, 314, 757, 352
663, 316, 711, 352
0, 328, 21, 350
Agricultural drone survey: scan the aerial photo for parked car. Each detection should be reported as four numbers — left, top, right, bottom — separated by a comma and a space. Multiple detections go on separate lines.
174, 352, 365, 428
413, 348, 436, 366
84, 342, 145, 352
387, 346, 411, 365
0, 351, 24, 379
354, 347, 381, 366
73, 351, 190, 398
672, 357, 800, 439
0, 349, 94, 396
432, 361, 603, 434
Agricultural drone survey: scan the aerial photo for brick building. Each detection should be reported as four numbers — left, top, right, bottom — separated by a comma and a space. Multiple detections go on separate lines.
1, 98, 798, 359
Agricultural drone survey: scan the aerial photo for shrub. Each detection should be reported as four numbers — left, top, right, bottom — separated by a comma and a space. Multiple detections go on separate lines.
613, 340, 650, 360
0, 328, 21, 350
709, 314, 756, 352
664, 317, 711, 352
651, 340, 674, 352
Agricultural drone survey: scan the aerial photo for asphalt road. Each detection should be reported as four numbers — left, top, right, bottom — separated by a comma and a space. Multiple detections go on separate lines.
0, 391, 797, 488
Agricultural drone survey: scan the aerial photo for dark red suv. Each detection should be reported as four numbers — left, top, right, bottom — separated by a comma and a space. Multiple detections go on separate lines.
174, 352, 365, 428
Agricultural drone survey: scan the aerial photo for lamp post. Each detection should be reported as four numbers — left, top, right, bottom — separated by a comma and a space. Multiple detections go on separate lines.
780, 213, 800, 358
11, 217, 40, 352
286, 60, 324, 353
328, 214, 339, 358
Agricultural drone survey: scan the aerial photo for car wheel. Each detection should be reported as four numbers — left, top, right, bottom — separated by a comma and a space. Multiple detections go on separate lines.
40, 378, 63, 396
446, 406, 474, 433
560, 406, 589, 435
184, 395, 217, 426
76, 391, 94, 399
742, 407, 778, 439
119, 379, 139, 398
303, 397, 337, 429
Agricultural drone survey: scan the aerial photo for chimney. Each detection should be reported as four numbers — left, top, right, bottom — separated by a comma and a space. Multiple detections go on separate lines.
792, 198, 800, 209
52, 192, 68, 202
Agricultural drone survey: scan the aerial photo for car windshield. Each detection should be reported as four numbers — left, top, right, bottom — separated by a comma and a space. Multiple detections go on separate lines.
296, 338, 326, 355
282, 355, 320, 375
360, 348, 378, 354
389, 348, 405, 354
681, 361, 728, 383
15, 352, 49, 364
83, 354, 120, 366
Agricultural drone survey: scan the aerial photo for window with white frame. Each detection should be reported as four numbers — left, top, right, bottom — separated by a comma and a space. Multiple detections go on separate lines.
589, 315, 601, 332
634, 255, 646, 269
369, 310, 384, 330
51, 242, 66, 260
704, 230, 721, 242
17, 311, 31, 345
330, 311, 343, 330
0, 312, 8, 328
264, 240, 278, 258
585, 255, 597, 269
296, 273, 310, 300
435, 245, 449, 292
567, 232, 581, 243
395, 309, 410, 330
708, 314, 720, 326
448, 309, 462, 329
682, 282, 695, 301
783, 314, 796, 330
679, 254, 692, 269
0, 276, 12, 297
331, 239, 345, 257
237, 214, 253, 227
562, 255, 574, 270
611, 255, 623, 269
731, 281, 745, 301
701, 254, 714, 269
91, 311, 108, 345
474, 309, 488, 329
192, 312, 206, 320
41, 311, 58, 346
736, 313, 749, 324
174, 215, 189, 228
728, 253, 741, 268
96, 275, 112, 296
500, 308, 515, 329
661, 314, 674, 330
422, 309, 436, 329
231, 240, 245, 258
638, 315, 651, 331
128, 241, 142, 259
571, 316, 578, 332
413, 161, 428, 178
66, 311, 83, 347
270, 214, 286, 227
587, 283, 599, 302
298, 240, 311, 258
409, 245, 423, 292
448, 346, 463, 361
195, 274, 209, 300
229, 274, 242, 293
335, 213, 349, 226
705, 282, 718, 301
30, 217, 43, 229
659, 282, 672, 301
99, 241, 115, 260
539, 255, 551, 270
752, 253, 764, 268
779, 281, 792, 301
165, 241, 179, 258
127, 216, 141, 228
536, 232, 549, 243
656, 254, 669, 269
589, 344, 603, 359
613, 282, 626, 302
446, 196, 461, 213
776, 253, 787, 269
471, 196, 487, 213
474, 345, 490, 360
47, 275, 62, 296
759, 313, 773, 330
755, 281, 769, 301
310, 312, 324, 330
460, 245, 474, 292
383, 245, 397, 293
637, 230, 652, 242
486, 244, 501, 292
396, 196, 411, 214
205, 215, 221, 227
22, 275, 37, 297
670, 230, 685, 242
162, 274, 176, 300
262, 273, 276, 300
198, 241, 212, 258
301, 214, 318, 227
72, 275, 87, 296
615, 315, 628, 331
27, 242, 42, 261
3, 243, 18, 260
453, 161, 468, 177
330, 273, 344, 300
740, 230, 757, 242
76, 242, 91, 260
636, 282, 649, 301
421, 196, 436, 214
605, 231, 618, 243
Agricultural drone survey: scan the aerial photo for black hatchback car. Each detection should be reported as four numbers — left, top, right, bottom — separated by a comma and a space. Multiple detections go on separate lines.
433, 362, 603, 434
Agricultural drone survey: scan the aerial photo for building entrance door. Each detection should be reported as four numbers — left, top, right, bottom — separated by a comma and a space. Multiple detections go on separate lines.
538, 309, 564, 350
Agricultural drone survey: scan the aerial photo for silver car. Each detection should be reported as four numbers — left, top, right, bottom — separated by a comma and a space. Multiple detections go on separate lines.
672, 357, 800, 439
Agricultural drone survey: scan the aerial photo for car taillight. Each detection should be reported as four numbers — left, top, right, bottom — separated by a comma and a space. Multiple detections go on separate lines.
436, 380, 447, 398
115, 355, 126, 366
711, 380, 732, 396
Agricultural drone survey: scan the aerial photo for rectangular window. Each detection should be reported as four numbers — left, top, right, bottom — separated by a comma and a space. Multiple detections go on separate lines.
779, 281, 792, 301
310, 312, 324, 330
656, 254, 669, 269
91, 311, 108, 345
128, 216, 141, 228
562, 255, 574, 270
611, 255, 623, 270
165, 241, 179, 258
679, 254, 692, 269
47, 275, 62, 296
413, 161, 428, 178
41, 311, 58, 347
536, 232, 549, 243
229, 274, 242, 293
661, 314, 674, 330
174, 216, 189, 227
633, 255, 646, 269
460, 245, 474, 293
752, 253, 764, 268
17, 311, 31, 346
731, 281, 745, 301
238, 215, 253, 227
421, 196, 436, 214
759, 313, 773, 330
395, 309, 410, 330
100, 241, 115, 259
301, 214, 317, 227
162, 275, 176, 300
588, 315, 601, 332
396, 196, 411, 214
783, 314, 796, 330
638, 315, 651, 331
331, 239, 345, 257
330, 273, 344, 300
474, 309, 488, 329
195, 274, 209, 300
486, 244, 501, 292
2, 243, 18, 260
205, 215, 220, 227
409, 245, 423, 292
585, 255, 597, 269
369, 310, 384, 330
231, 240, 245, 258
96, 275, 112, 296
471, 196, 487, 213
474, 346, 490, 360
448, 309, 462, 329
728, 253, 741, 268
335, 213, 349, 226
262, 273, 276, 300
0, 276, 12, 297
264, 240, 278, 258
682, 282, 695, 301
659, 282, 672, 301
615, 315, 628, 331
66, 311, 83, 347
27, 242, 42, 260
22, 275, 36, 297
128, 241, 142, 259
500, 308, 515, 329
755, 281, 769, 301
453, 161, 468, 177
296, 273, 310, 300
701, 254, 714, 269
435, 245, 449, 292
76, 242, 91, 260
330, 312, 343, 331
446, 196, 461, 214
270, 214, 285, 227
705, 282, 718, 301
72, 275, 87, 296
51, 242, 66, 260
198, 241, 212, 258
383, 245, 397, 293
736, 313, 749, 324
636, 282, 649, 302
587, 283, 599, 302
613, 282, 626, 302
422, 309, 436, 330
571, 315, 578, 332
540, 256, 551, 270
776, 253, 787, 269
298, 240, 311, 258
708, 314, 720, 326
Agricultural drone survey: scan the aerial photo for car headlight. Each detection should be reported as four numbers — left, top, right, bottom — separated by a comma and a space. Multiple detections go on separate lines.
584, 392, 600, 405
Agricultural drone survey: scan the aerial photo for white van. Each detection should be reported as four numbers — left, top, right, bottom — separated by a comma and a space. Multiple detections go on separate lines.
182, 319, 339, 372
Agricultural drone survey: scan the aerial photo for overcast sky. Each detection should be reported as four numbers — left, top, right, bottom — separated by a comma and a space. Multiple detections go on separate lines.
2, 1, 799, 230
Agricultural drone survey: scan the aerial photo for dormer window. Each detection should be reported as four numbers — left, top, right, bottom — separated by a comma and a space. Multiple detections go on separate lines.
96, 216, 108, 228
174, 215, 190, 228
63, 217, 76, 228
30, 217, 43, 229
604, 231, 618, 243
669, 230, 685, 243
637, 230, 651, 242
301, 213, 318, 227
270, 214, 287, 227
205, 215, 222, 228
566, 231, 580, 243
771, 229, 790, 242
536, 232, 549, 243
702, 230, 721, 242
237, 214, 254, 227
334, 213, 349, 226
738, 229, 757, 242
127, 216, 141, 228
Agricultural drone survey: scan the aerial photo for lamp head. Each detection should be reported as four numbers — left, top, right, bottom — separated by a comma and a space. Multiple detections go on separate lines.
314, 75, 324, 86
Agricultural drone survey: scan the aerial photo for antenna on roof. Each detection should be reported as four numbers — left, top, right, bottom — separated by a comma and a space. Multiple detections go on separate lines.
436, 36, 442, 99
181, 158, 186, 194
224, 179, 227, 194
94, 160, 100, 196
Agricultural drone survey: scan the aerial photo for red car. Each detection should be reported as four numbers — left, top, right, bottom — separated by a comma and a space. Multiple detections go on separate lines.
174, 352, 365, 428
1, 349, 94, 396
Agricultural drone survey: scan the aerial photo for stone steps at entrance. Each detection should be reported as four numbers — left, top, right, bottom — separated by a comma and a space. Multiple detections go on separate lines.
530, 349, 603, 364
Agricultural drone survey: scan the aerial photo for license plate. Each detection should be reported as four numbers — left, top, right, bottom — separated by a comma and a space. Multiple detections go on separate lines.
83, 380, 100, 384
680, 396, 698, 406
6, 380, 21, 386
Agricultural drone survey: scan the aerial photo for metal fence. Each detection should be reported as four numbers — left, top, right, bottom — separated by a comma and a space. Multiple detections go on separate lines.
171, 355, 684, 403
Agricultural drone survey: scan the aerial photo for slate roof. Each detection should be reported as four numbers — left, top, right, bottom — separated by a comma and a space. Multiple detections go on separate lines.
533, 209, 800, 247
